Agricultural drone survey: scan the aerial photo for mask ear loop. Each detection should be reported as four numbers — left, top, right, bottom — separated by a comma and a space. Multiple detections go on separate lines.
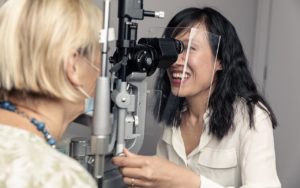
76, 55, 100, 98
82, 55, 100, 73
78, 47, 100, 73
206, 34, 221, 111
77, 86, 91, 98
89, 62, 100, 72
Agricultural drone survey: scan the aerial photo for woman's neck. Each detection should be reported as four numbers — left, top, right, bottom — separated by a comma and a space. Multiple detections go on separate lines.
185, 91, 209, 122
1, 98, 82, 141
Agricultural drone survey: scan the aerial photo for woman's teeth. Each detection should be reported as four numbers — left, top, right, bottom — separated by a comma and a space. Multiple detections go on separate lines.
172, 72, 189, 80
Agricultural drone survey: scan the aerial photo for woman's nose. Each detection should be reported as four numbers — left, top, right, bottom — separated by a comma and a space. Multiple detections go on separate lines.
175, 52, 187, 65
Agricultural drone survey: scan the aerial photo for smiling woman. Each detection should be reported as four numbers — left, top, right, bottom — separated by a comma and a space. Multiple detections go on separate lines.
112, 7, 281, 188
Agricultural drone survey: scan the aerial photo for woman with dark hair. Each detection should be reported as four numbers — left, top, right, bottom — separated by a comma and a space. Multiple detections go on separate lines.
113, 7, 281, 188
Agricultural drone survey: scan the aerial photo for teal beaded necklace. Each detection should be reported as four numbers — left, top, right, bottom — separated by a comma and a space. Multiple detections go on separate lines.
0, 101, 56, 148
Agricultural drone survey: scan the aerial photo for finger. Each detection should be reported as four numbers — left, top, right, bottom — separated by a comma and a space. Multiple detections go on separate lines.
120, 167, 148, 180
123, 177, 152, 187
123, 148, 138, 157
112, 148, 139, 166
112, 155, 147, 168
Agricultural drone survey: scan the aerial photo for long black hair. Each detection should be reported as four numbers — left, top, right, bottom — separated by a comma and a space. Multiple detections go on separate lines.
155, 7, 277, 139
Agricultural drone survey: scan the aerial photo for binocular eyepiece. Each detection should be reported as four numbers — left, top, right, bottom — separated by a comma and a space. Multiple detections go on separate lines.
111, 37, 184, 77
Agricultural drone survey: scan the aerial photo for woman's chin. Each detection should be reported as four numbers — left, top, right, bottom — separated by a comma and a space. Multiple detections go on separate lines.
171, 89, 186, 97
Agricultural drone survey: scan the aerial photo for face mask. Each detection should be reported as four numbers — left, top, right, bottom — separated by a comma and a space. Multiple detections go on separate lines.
77, 87, 95, 116
84, 97, 95, 116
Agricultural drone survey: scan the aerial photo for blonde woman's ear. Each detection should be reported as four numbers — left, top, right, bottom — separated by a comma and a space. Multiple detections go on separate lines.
65, 51, 82, 87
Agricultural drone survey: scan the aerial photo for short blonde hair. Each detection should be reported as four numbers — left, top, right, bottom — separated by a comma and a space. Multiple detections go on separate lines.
0, 0, 102, 102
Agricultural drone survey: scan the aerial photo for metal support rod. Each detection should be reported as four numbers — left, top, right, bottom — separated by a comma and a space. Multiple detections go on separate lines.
91, 1, 112, 187
101, 0, 111, 76
115, 82, 128, 155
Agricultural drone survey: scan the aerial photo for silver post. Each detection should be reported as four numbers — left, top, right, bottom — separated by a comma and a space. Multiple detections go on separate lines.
101, 0, 111, 77
92, 0, 112, 187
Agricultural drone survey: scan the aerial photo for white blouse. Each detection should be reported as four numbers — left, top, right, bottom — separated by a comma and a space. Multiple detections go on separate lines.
156, 101, 281, 188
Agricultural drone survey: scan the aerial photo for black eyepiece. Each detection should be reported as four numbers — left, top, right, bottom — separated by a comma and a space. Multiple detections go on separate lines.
174, 39, 184, 54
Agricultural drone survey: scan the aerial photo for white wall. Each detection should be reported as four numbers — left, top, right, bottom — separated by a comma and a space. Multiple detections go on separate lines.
254, 0, 300, 187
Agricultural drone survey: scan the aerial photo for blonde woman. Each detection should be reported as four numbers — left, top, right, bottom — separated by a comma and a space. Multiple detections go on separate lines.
0, 0, 102, 187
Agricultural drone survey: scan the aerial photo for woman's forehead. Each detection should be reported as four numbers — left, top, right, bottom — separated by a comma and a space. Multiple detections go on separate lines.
176, 30, 209, 46
175, 24, 207, 38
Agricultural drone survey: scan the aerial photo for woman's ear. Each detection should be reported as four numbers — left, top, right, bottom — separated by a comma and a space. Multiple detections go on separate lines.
216, 60, 222, 71
65, 51, 82, 87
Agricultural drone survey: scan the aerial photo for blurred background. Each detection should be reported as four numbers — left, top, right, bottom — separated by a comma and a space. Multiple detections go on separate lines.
63, 0, 300, 187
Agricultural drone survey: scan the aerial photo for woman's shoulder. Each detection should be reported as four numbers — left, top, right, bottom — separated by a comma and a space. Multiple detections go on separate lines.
44, 148, 97, 187
0, 125, 97, 188
234, 97, 271, 118
233, 97, 273, 130
30, 143, 97, 188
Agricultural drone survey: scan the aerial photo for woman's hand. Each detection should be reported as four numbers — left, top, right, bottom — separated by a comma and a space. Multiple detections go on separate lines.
112, 148, 200, 188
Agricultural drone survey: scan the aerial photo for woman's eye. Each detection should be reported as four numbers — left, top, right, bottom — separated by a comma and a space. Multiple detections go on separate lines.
183, 46, 194, 50
191, 46, 197, 51
182, 44, 197, 52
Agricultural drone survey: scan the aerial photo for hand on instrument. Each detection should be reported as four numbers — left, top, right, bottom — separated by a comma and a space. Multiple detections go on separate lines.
112, 148, 200, 188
